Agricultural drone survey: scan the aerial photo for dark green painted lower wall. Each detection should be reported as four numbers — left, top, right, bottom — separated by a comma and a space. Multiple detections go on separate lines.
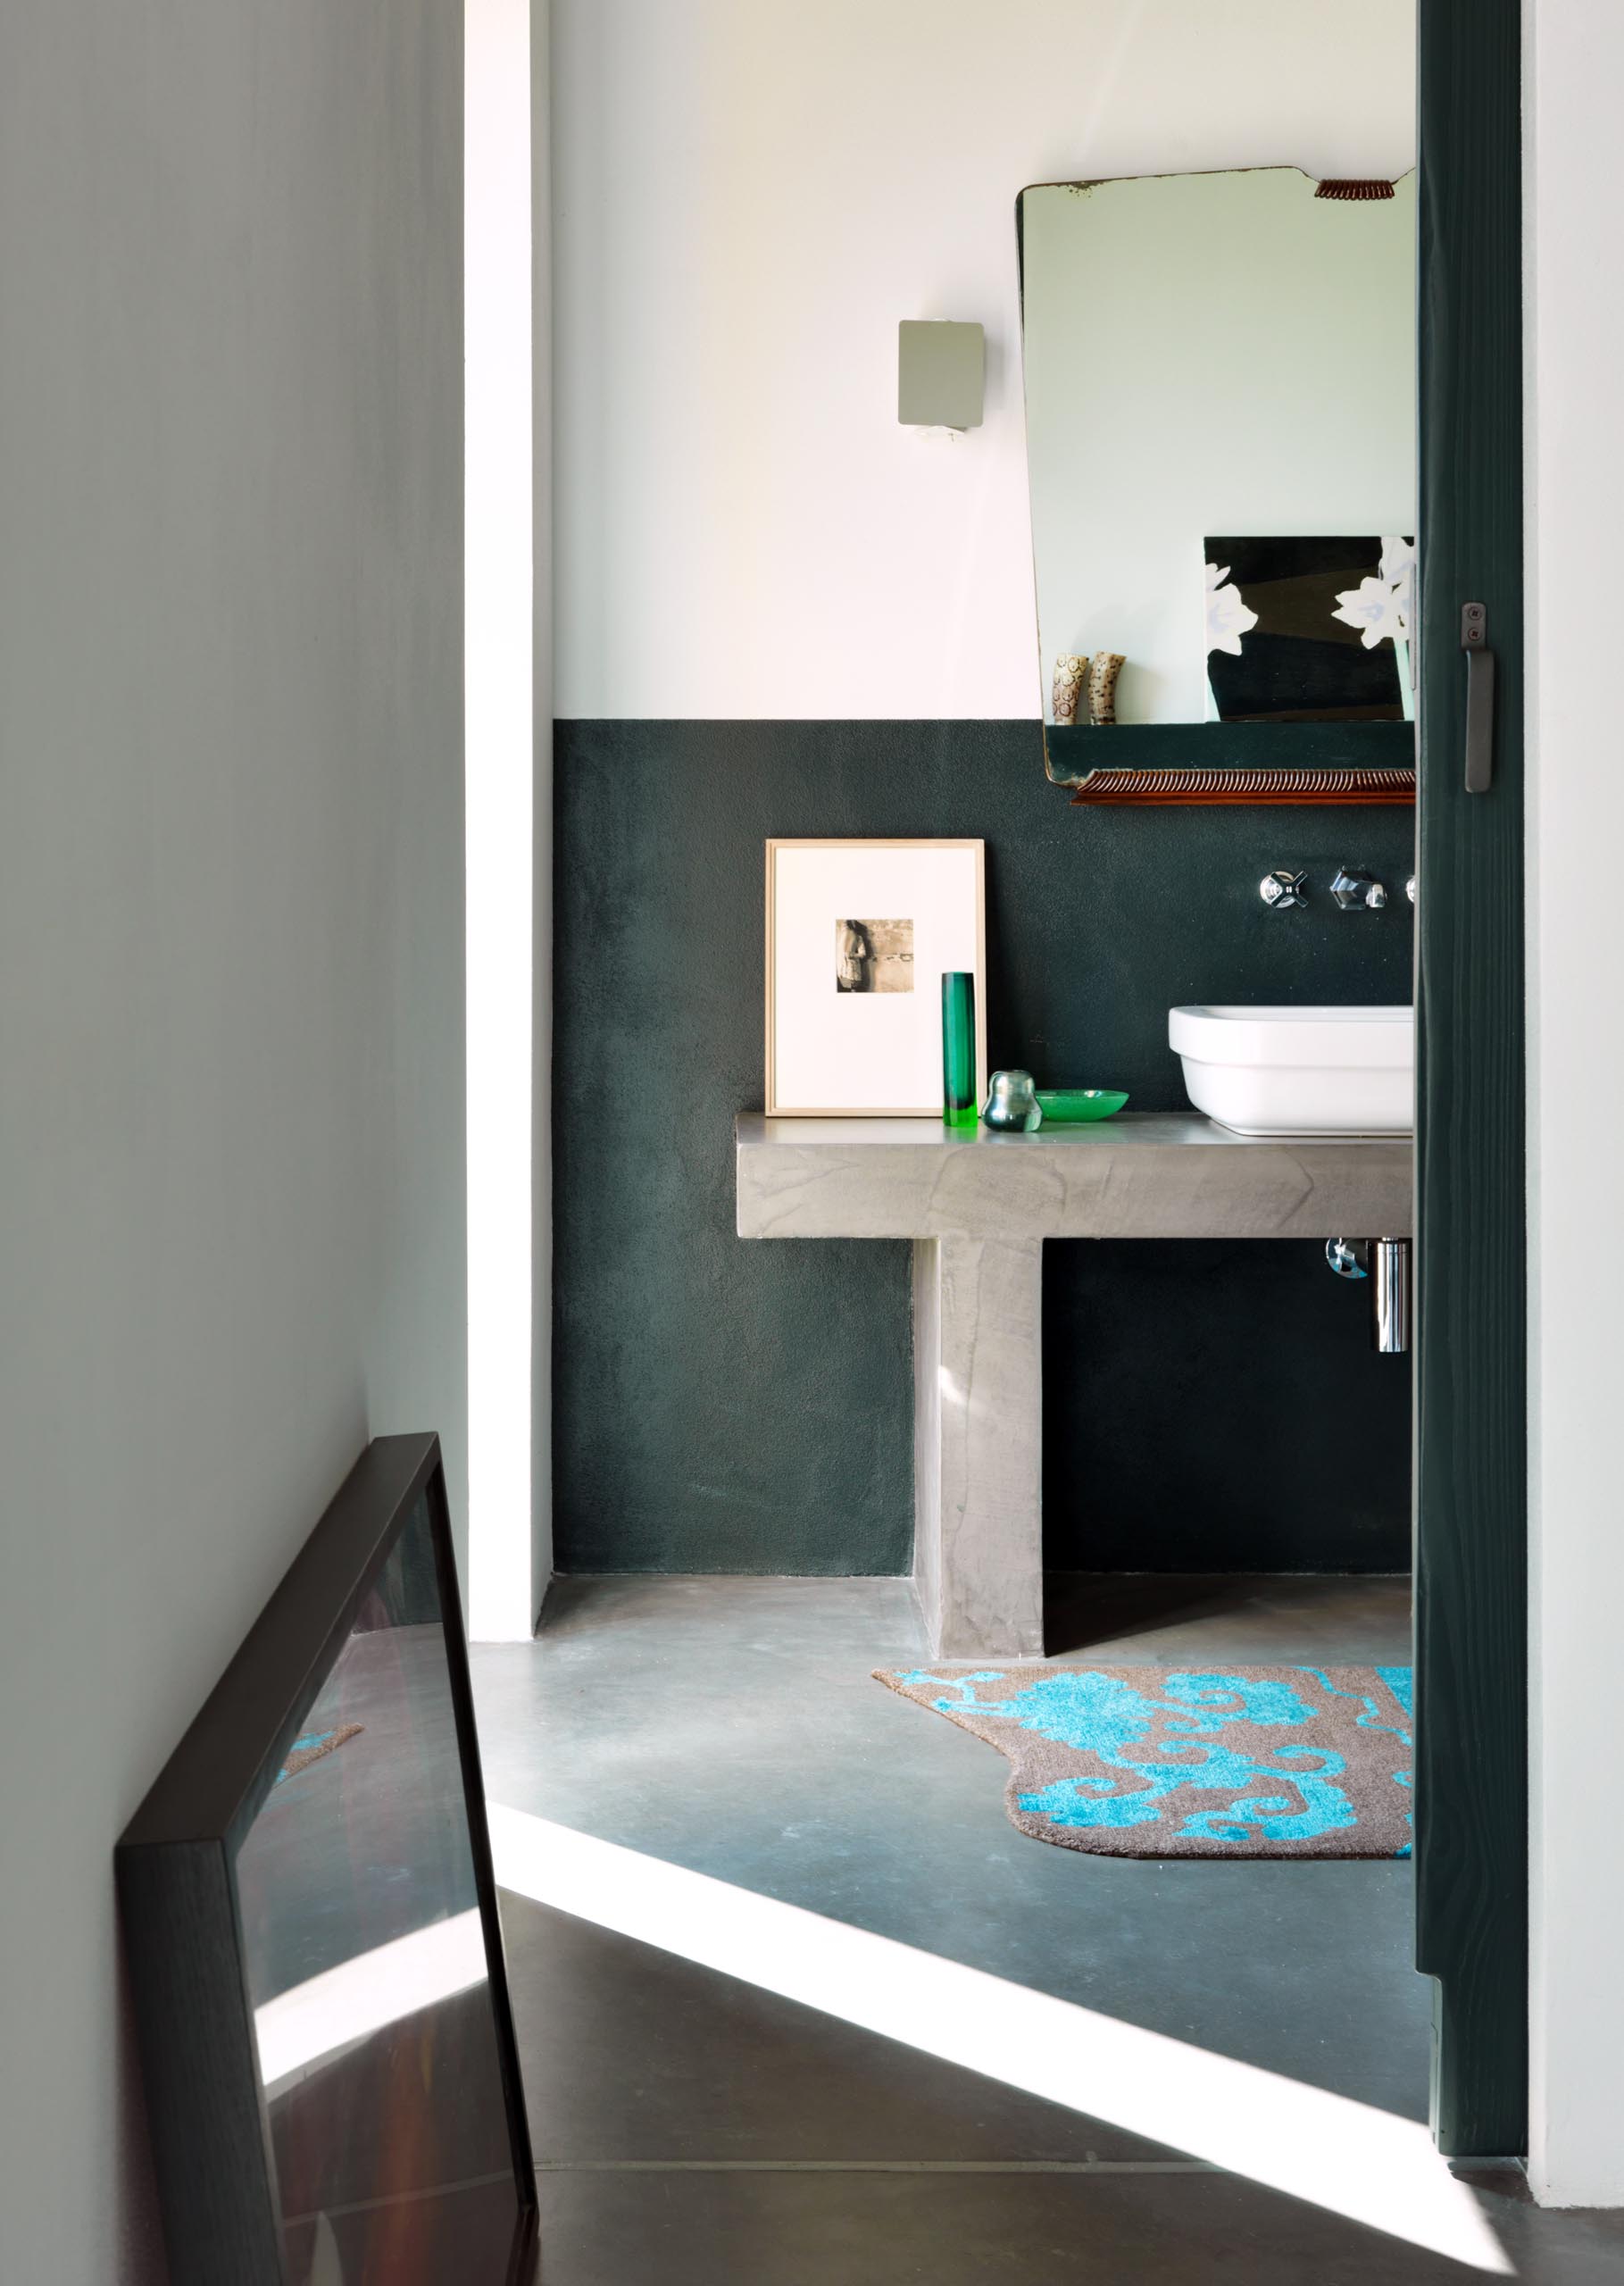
554, 720, 1415, 1576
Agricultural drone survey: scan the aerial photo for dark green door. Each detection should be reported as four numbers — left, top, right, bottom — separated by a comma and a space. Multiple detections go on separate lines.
1414, 0, 1527, 2158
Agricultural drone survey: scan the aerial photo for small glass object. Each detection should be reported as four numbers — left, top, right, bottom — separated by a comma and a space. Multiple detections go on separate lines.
982, 1070, 1042, 1131
941, 972, 978, 1129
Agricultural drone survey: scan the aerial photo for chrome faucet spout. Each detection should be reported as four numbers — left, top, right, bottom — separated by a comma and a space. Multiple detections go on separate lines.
1330, 866, 1387, 911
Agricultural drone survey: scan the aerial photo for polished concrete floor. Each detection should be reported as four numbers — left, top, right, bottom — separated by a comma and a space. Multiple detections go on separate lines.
471, 1576, 1624, 2283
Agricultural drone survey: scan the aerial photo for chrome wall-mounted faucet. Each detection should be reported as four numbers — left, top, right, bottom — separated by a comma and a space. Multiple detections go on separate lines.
1330, 866, 1387, 910
1260, 865, 1405, 911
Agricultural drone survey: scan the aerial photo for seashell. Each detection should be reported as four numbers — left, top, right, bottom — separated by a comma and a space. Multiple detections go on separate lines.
1052, 655, 1087, 726
1088, 650, 1126, 726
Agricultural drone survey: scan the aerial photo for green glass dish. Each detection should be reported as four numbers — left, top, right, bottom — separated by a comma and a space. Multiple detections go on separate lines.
1034, 1089, 1128, 1123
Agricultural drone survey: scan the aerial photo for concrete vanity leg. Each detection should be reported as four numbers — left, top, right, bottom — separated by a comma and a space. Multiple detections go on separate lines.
912, 1234, 1045, 1660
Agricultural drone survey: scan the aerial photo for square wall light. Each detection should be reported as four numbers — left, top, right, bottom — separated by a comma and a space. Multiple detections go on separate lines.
897, 321, 984, 430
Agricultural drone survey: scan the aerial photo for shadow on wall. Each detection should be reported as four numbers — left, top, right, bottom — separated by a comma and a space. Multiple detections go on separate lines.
553, 721, 1414, 1578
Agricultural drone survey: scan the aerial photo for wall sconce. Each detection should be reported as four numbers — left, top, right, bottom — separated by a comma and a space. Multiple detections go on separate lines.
897, 321, 985, 431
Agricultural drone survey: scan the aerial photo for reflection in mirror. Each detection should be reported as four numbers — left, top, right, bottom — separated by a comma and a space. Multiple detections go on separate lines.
1020, 167, 1417, 798
235, 1495, 522, 2283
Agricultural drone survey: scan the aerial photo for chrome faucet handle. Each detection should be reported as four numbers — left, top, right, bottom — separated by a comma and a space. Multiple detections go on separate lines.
1330, 866, 1387, 911
1260, 868, 1308, 910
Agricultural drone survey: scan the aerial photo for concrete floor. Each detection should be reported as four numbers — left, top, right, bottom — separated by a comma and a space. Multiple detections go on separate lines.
471, 1575, 1624, 2283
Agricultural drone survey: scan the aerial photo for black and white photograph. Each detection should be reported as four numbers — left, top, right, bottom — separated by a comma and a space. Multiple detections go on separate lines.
835, 917, 914, 994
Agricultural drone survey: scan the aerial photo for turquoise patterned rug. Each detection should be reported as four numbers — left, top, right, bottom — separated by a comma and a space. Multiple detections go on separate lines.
877, 1664, 1412, 1859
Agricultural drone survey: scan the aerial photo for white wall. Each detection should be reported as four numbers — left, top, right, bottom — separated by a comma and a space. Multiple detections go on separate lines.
466, 0, 552, 1639
1525, 0, 1624, 2211
0, 2, 465, 2275
553, 0, 1416, 720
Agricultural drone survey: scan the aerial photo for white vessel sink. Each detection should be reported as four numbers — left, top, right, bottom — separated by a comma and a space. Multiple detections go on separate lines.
1169, 1005, 1413, 1137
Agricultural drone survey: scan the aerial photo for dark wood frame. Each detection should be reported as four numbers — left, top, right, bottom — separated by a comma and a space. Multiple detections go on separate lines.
1016, 171, 1419, 807
1413, 0, 1528, 2159
117, 1434, 537, 2285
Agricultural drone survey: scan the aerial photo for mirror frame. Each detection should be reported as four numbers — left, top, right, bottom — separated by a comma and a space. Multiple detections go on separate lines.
1016, 170, 1418, 809
116, 1433, 538, 2286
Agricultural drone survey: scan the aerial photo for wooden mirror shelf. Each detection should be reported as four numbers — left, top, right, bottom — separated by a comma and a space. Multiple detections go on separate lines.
1045, 721, 1417, 806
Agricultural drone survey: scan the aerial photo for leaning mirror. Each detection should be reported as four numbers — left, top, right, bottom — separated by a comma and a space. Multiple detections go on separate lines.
1019, 167, 1416, 804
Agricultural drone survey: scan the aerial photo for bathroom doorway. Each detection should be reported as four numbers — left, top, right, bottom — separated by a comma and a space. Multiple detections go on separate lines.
469, 1, 1540, 2273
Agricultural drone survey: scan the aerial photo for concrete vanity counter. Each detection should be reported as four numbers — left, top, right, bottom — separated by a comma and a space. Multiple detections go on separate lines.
737, 1113, 1412, 1245
737, 1114, 1412, 1660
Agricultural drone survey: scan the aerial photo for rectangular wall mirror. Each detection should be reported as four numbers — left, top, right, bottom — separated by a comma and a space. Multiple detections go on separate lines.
1020, 165, 1418, 804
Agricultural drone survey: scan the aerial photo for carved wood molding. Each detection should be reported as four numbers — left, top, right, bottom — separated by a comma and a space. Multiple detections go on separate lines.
1068, 765, 1417, 807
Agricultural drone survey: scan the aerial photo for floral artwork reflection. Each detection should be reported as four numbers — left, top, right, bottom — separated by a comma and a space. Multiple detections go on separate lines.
1204, 535, 1415, 724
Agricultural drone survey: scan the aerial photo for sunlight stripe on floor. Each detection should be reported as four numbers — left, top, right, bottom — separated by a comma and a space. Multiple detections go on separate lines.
488, 1806, 1512, 2274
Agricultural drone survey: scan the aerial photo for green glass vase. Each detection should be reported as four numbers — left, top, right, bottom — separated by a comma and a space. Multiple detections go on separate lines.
941, 972, 978, 1129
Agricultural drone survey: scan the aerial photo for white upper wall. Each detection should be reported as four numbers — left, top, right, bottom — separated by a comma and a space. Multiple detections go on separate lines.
1525, 0, 1624, 2212
0, 2, 464, 2275
553, 0, 1417, 719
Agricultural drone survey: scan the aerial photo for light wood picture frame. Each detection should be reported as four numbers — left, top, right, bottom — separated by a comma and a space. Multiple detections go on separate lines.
764, 838, 987, 1117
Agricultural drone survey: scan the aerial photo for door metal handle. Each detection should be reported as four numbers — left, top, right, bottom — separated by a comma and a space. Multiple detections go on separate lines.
1462, 602, 1495, 793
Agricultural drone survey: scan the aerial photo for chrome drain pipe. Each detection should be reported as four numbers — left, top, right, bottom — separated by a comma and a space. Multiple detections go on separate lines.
1371, 1238, 1411, 1354
1327, 1237, 1412, 1354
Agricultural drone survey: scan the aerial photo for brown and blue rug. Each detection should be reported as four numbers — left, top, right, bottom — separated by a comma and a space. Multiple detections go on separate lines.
275, 1723, 363, 1786
877, 1664, 1412, 1859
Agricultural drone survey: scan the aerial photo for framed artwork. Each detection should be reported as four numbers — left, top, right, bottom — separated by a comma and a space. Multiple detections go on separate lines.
118, 1436, 537, 2286
764, 838, 986, 1116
